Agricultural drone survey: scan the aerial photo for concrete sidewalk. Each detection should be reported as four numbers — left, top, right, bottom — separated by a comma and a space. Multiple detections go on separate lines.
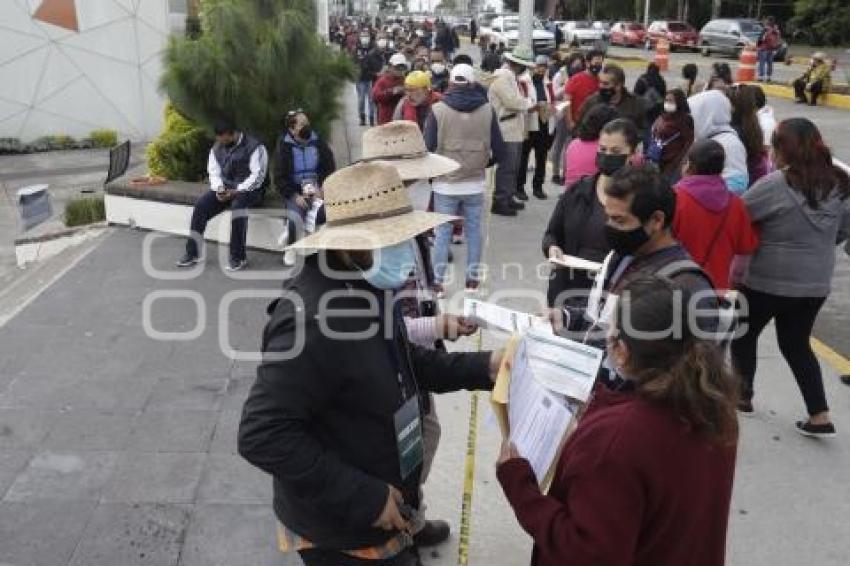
1, 75, 849, 566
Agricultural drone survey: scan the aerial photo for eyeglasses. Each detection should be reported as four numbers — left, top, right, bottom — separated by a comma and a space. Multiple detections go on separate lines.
286, 109, 304, 118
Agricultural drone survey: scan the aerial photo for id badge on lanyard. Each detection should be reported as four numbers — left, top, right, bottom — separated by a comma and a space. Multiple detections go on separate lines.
393, 392, 423, 480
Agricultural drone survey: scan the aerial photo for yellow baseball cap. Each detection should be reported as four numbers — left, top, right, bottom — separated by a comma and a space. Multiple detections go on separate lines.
405, 70, 431, 89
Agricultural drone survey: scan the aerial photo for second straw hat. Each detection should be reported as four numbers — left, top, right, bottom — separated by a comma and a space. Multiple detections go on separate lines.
361, 121, 459, 181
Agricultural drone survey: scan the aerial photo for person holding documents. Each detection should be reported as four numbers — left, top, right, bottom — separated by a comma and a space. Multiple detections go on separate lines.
239, 162, 501, 566
497, 276, 739, 566
543, 118, 639, 307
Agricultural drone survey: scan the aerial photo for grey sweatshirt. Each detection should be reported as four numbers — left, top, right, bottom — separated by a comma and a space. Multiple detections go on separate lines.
743, 170, 850, 297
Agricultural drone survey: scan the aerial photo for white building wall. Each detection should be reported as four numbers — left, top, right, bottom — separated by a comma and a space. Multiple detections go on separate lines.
0, 0, 170, 142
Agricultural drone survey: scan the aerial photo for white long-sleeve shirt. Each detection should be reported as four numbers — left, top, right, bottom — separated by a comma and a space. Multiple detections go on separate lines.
208, 135, 269, 192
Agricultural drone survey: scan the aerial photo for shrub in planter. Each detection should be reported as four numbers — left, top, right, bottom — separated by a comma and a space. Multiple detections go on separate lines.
64, 196, 106, 227
146, 104, 211, 181
90, 129, 118, 148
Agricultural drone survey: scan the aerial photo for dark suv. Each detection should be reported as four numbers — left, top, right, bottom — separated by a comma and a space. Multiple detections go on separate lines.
698, 18, 788, 61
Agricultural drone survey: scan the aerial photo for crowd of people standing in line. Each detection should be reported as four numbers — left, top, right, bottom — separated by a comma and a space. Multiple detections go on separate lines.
173, 16, 850, 565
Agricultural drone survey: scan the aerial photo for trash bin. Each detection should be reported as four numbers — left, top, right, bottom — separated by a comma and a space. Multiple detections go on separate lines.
17, 184, 52, 231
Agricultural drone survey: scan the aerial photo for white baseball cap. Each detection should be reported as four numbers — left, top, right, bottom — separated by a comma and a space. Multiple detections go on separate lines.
450, 63, 476, 84
389, 53, 409, 68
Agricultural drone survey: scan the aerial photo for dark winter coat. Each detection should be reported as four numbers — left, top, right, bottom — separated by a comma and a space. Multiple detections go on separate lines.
273, 132, 336, 199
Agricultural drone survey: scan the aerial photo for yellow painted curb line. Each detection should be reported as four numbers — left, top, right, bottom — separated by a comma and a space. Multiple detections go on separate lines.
811, 337, 850, 376
749, 82, 850, 110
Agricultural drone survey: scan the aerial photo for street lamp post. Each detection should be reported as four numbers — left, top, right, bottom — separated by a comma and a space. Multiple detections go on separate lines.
643, 0, 650, 29
317, 0, 330, 42
519, 0, 533, 52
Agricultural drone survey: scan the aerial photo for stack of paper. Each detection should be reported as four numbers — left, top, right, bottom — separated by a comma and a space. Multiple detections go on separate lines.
491, 329, 604, 486
463, 298, 549, 334
548, 254, 603, 273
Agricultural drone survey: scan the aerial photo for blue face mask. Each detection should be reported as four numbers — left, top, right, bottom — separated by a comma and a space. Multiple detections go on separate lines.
361, 240, 416, 290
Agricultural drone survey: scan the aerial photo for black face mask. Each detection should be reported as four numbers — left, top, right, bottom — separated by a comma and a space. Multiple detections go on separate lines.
598, 87, 615, 102
596, 152, 628, 176
298, 125, 312, 140
589, 64, 602, 75
605, 224, 650, 256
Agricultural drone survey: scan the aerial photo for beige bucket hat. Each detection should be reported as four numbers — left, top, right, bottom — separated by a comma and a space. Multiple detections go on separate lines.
287, 161, 455, 251
361, 121, 459, 181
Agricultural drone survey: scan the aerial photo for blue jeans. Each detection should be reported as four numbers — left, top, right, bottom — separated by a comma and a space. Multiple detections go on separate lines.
285, 197, 325, 245
757, 49, 774, 79
432, 192, 484, 284
355, 80, 374, 122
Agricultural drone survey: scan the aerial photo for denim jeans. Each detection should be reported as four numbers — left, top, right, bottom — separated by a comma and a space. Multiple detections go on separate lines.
284, 196, 325, 245
757, 49, 774, 79
186, 189, 264, 261
550, 119, 570, 178
355, 80, 374, 122
432, 191, 484, 284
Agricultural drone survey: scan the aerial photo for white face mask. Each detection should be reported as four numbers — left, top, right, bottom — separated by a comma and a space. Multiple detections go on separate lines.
663, 101, 677, 113
431, 63, 446, 74
377, 39, 388, 49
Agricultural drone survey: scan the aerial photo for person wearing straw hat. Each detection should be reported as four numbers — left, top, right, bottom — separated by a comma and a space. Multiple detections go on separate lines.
488, 45, 542, 216
360, 120, 476, 549
424, 63, 505, 294
793, 52, 832, 106
238, 161, 502, 566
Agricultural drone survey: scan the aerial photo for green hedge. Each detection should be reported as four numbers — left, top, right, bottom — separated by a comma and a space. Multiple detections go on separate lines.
64, 196, 106, 227
89, 129, 118, 148
146, 104, 211, 182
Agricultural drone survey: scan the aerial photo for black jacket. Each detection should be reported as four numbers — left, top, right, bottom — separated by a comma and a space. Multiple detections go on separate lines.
356, 46, 384, 82
238, 255, 492, 550
273, 133, 336, 199
542, 175, 609, 306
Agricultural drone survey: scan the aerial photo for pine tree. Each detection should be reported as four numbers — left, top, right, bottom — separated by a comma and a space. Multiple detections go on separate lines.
160, 0, 354, 155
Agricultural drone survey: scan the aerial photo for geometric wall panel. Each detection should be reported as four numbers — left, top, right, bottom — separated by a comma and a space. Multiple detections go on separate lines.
0, 0, 170, 142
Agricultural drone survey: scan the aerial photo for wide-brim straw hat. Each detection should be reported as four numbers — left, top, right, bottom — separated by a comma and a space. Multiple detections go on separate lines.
505, 46, 536, 67
287, 161, 455, 251
361, 121, 459, 181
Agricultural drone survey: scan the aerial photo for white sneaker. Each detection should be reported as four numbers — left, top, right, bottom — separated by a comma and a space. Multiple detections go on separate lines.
283, 249, 296, 266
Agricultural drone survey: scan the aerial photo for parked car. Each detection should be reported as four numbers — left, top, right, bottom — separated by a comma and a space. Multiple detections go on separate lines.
561, 20, 608, 52
609, 21, 646, 47
485, 16, 556, 54
698, 18, 788, 61
646, 20, 699, 51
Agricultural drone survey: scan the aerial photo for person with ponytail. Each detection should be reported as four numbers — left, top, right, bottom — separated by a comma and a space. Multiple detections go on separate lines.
732, 118, 850, 437
498, 276, 738, 566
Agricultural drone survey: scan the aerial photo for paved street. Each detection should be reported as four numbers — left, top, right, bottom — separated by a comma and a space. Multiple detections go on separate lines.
1, 45, 850, 566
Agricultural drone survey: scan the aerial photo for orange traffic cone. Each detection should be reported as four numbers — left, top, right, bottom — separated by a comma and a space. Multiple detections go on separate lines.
654, 38, 669, 71
736, 45, 757, 82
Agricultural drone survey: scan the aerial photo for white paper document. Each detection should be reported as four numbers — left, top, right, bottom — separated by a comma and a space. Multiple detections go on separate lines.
463, 299, 549, 333
523, 327, 604, 402
509, 339, 575, 484
548, 254, 603, 273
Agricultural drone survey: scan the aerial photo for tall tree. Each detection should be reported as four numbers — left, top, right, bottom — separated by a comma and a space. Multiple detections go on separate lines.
160, 0, 354, 153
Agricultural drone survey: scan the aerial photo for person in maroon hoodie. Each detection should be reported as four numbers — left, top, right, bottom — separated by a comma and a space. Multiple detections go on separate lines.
372, 53, 410, 125
673, 139, 760, 290
497, 276, 739, 566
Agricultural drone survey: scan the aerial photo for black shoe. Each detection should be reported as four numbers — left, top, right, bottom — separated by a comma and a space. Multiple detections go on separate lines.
175, 253, 198, 268
808, 101, 817, 107
509, 198, 525, 210
225, 258, 248, 272
737, 399, 754, 415
413, 519, 451, 547
795, 98, 806, 104
369, 118, 375, 126
533, 189, 548, 200
795, 420, 836, 438
840, 374, 850, 386
359, 117, 367, 126
514, 190, 529, 201
551, 175, 564, 185
491, 203, 517, 216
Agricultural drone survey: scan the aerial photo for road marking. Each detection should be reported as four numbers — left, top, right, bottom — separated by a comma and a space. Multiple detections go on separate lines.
812, 337, 850, 375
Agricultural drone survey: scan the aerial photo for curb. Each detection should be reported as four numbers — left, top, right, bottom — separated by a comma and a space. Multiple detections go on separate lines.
746, 81, 850, 110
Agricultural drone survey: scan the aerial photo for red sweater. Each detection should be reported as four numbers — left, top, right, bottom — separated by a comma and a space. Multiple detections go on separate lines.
673, 174, 760, 290
372, 73, 405, 125
498, 386, 737, 566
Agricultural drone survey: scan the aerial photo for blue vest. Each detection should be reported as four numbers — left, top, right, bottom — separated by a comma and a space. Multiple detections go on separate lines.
284, 133, 320, 186
213, 133, 262, 189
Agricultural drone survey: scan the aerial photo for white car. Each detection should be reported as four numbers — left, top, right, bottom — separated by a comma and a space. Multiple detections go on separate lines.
561, 20, 608, 51
485, 16, 556, 54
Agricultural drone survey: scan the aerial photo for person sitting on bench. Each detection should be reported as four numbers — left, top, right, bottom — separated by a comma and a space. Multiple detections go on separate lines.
793, 52, 832, 106
176, 119, 268, 271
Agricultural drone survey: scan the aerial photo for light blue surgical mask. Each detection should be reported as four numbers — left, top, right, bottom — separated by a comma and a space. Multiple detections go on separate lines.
361, 240, 416, 290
